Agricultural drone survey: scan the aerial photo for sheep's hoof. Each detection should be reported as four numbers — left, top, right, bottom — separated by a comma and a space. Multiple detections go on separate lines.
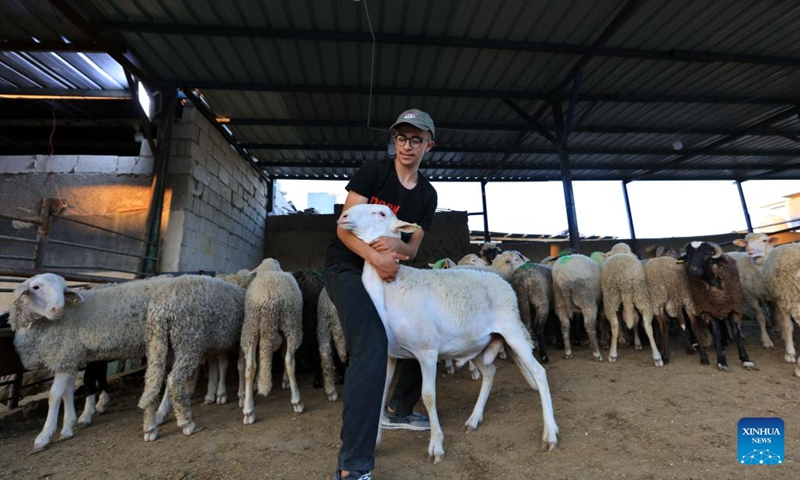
243, 412, 256, 425
593, 353, 603, 362
762, 340, 774, 349
238, 397, 244, 408
143, 427, 159, 442
634, 344, 643, 351
794, 368, 800, 379
464, 423, 479, 432
445, 366, 455, 375
327, 390, 339, 402
76, 419, 91, 428
27, 445, 47, 455
784, 354, 796, 364
182, 423, 199, 436
292, 402, 305, 414
700, 357, 710, 366
542, 440, 558, 452
742, 361, 757, 371
59, 430, 74, 441
662, 357, 670, 365
540, 355, 550, 364
96, 393, 110, 413
428, 451, 445, 464
216, 394, 227, 405
563, 352, 573, 360
653, 358, 664, 367
608, 356, 617, 363
470, 371, 481, 381
281, 380, 290, 390
717, 363, 730, 372
204, 396, 215, 405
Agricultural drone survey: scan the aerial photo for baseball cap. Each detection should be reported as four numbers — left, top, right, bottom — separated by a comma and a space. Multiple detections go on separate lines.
389, 109, 435, 139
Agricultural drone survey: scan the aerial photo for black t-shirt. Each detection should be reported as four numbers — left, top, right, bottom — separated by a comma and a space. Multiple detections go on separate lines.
324, 158, 438, 269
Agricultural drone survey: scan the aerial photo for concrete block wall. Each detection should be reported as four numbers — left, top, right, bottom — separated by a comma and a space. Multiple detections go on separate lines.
160, 105, 268, 273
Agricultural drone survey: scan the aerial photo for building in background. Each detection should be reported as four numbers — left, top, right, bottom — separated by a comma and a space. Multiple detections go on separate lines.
756, 191, 800, 233
308, 192, 336, 214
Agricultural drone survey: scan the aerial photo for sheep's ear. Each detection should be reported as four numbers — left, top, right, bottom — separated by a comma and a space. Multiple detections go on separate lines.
391, 220, 420, 234
769, 236, 780, 244
732, 239, 747, 248
64, 287, 85, 304
13, 281, 31, 300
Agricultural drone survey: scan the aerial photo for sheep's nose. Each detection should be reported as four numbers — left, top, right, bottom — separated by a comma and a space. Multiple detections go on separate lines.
50, 306, 63, 316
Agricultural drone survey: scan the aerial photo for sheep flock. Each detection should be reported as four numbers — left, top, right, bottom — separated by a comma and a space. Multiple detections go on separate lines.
4, 206, 800, 461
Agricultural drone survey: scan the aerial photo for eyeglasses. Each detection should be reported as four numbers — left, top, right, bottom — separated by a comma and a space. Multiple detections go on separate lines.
393, 134, 430, 149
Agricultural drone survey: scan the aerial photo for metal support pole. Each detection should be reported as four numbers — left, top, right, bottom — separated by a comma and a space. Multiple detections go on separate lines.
481, 181, 490, 243
553, 92, 581, 252
621, 180, 638, 256
140, 89, 177, 276
736, 180, 754, 233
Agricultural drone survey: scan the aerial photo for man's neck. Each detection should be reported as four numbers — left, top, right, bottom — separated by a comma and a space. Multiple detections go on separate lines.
394, 160, 419, 189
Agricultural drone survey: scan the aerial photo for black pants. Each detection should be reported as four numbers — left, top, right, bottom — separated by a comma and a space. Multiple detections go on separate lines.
324, 262, 422, 472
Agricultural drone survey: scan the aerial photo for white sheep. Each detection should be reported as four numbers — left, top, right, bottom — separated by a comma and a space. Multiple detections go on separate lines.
337, 203, 558, 463
138, 275, 246, 441
730, 233, 781, 349
551, 253, 603, 361
761, 242, 800, 377
601, 243, 663, 367
643, 256, 701, 363
241, 258, 304, 425
9, 273, 174, 453
457, 253, 488, 266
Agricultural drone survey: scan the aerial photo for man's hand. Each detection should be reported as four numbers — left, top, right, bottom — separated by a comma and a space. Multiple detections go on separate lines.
369, 236, 405, 254
372, 251, 409, 282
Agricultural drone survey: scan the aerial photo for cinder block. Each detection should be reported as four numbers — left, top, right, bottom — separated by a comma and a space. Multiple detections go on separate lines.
0, 155, 37, 173
34, 154, 78, 173
132, 156, 154, 175
168, 156, 193, 175
193, 164, 211, 186
172, 122, 196, 140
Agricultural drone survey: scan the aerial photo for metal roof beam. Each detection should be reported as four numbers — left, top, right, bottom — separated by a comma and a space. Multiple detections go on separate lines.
187, 82, 798, 105
0, 88, 131, 99
240, 143, 800, 157
93, 20, 800, 68
254, 160, 788, 171
0, 118, 142, 127
0, 41, 125, 53
223, 118, 800, 137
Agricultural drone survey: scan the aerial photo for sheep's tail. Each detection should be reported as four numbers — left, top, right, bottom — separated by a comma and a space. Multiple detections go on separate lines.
138, 312, 169, 409
256, 302, 280, 397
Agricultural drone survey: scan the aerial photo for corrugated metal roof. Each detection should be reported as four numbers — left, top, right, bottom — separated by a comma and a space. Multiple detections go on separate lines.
1, 0, 799, 180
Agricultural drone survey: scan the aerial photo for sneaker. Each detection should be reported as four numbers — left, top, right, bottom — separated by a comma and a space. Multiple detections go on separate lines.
381, 410, 431, 431
333, 470, 372, 480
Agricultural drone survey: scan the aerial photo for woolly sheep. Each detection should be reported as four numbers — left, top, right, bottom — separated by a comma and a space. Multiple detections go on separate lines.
457, 253, 489, 267
683, 241, 756, 371
9, 273, 174, 453
551, 253, 603, 361
241, 258, 304, 425
317, 287, 348, 401
509, 261, 555, 363
139, 275, 246, 441
338, 203, 558, 463
730, 233, 781, 349
643, 256, 701, 363
601, 243, 663, 367
761, 242, 800, 377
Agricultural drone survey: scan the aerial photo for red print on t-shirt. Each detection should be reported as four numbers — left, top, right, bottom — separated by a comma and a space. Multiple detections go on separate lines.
369, 196, 401, 215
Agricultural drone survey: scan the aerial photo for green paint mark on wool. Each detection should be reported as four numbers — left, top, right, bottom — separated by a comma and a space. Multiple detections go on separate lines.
558, 256, 573, 265
431, 259, 447, 269
517, 262, 537, 271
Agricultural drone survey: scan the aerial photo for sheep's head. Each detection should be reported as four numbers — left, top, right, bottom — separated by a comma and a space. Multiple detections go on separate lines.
608, 243, 632, 256
491, 251, 527, 274
457, 253, 488, 266
13, 273, 84, 322
682, 241, 725, 289
732, 233, 779, 262
251, 258, 283, 276
338, 204, 419, 243
479, 243, 502, 264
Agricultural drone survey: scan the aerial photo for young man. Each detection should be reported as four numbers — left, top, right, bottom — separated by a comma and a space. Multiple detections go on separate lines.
324, 109, 439, 480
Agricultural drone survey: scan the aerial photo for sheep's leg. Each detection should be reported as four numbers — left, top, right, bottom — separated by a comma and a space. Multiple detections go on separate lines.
214, 353, 229, 404
690, 314, 711, 365
282, 335, 304, 413
464, 358, 495, 431
677, 308, 696, 355
204, 355, 219, 404
59, 373, 78, 440
709, 318, 729, 371
606, 308, 621, 363
77, 366, 97, 427
628, 312, 643, 350
242, 342, 258, 425
155, 387, 171, 426
31, 372, 72, 453
237, 349, 245, 408
582, 305, 603, 362
468, 360, 481, 380
318, 323, 339, 401
167, 357, 200, 436
443, 358, 455, 374
641, 313, 664, 367
377, 357, 397, 447
503, 334, 558, 451
417, 352, 444, 464
535, 309, 550, 364
655, 312, 670, 364
727, 316, 756, 370
776, 304, 796, 363
749, 298, 775, 349
559, 313, 574, 359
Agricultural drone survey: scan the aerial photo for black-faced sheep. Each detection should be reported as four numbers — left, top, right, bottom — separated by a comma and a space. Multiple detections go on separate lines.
682, 241, 756, 371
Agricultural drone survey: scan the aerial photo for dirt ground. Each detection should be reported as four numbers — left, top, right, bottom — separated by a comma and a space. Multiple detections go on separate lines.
1, 322, 799, 480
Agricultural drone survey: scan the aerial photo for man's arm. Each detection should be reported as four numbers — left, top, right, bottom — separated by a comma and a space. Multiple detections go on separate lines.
336, 191, 407, 281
